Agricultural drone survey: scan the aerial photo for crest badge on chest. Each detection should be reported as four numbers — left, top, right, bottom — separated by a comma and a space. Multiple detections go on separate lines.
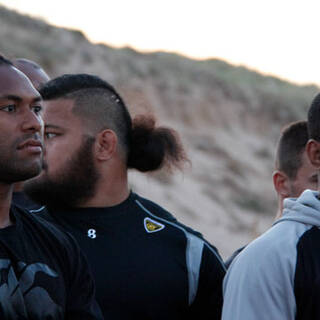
144, 217, 165, 233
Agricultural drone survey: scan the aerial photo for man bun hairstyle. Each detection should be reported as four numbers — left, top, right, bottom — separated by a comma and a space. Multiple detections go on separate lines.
128, 115, 188, 172
275, 120, 309, 179
39, 74, 188, 172
308, 93, 320, 141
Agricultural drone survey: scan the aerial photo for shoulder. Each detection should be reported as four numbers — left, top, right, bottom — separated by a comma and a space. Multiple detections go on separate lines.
30, 206, 55, 223
132, 193, 225, 267
133, 193, 202, 235
224, 246, 246, 269
13, 205, 79, 252
133, 192, 208, 240
133, 193, 178, 222
227, 221, 305, 278
222, 221, 311, 320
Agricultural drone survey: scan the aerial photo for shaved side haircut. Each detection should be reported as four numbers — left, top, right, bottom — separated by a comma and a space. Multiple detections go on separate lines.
39, 74, 187, 172
275, 120, 309, 179
308, 93, 320, 141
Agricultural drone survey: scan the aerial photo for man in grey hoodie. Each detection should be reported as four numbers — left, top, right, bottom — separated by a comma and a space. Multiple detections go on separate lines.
224, 120, 318, 269
222, 94, 320, 320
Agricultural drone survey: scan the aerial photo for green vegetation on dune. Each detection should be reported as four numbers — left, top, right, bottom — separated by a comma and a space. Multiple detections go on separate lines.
1, 5, 318, 127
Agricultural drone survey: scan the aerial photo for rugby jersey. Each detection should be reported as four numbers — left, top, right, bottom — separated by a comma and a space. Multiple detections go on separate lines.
37, 192, 226, 320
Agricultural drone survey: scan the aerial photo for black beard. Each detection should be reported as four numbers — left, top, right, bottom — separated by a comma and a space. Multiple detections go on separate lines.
24, 136, 98, 208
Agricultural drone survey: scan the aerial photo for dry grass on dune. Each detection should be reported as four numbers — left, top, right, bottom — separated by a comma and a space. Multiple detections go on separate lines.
0, 5, 319, 257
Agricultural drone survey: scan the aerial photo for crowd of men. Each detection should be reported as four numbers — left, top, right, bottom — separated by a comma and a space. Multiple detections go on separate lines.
0, 53, 320, 319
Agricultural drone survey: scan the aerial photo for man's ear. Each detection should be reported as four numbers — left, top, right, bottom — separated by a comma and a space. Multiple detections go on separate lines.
273, 170, 291, 198
94, 129, 118, 161
306, 139, 320, 169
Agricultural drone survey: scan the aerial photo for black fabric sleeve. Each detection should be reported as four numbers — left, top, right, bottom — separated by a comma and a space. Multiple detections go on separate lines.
295, 227, 320, 320
187, 244, 226, 320
63, 232, 104, 320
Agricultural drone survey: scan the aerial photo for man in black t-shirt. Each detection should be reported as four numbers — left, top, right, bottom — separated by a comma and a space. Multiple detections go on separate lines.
12, 58, 50, 210
0, 56, 102, 319
24, 74, 226, 319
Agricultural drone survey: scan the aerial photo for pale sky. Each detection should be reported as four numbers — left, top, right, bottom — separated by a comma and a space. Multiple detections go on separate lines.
1, 0, 320, 86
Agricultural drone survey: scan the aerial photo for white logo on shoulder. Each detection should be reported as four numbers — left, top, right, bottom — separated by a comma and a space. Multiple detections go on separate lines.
88, 229, 96, 239
144, 217, 165, 233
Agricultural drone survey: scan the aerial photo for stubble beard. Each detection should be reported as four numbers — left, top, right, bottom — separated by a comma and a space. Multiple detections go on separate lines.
0, 135, 43, 184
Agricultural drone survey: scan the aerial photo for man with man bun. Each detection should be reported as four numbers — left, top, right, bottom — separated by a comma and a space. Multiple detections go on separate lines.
24, 74, 226, 319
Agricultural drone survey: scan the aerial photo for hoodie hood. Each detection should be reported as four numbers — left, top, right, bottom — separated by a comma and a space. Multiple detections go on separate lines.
274, 189, 320, 227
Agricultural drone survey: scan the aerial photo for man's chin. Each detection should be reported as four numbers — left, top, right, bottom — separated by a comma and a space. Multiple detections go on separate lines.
26, 171, 46, 185
25, 165, 43, 180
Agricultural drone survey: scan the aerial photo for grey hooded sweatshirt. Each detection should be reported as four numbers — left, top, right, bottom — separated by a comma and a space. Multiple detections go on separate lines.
222, 189, 320, 320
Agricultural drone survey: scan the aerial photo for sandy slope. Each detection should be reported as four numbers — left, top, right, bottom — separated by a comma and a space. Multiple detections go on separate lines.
0, 5, 318, 259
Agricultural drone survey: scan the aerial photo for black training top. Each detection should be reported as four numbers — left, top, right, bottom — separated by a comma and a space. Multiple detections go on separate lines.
37, 192, 226, 320
0, 205, 103, 319
12, 191, 42, 211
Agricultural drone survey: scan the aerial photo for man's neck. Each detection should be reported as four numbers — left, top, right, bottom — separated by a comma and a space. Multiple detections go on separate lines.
13, 182, 24, 192
78, 170, 130, 208
0, 184, 14, 228
80, 186, 130, 208
274, 198, 284, 221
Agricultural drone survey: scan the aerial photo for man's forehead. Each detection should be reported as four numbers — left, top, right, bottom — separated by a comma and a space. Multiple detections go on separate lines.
14, 62, 49, 90
0, 65, 39, 98
43, 98, 79, 123
43, 98, 75, 111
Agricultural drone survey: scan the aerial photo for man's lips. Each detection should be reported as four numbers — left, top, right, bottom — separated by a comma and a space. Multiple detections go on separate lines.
17, 139, 43, 153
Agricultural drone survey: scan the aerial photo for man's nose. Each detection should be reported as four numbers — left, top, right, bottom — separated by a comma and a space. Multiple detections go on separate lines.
21, 110, 43, 133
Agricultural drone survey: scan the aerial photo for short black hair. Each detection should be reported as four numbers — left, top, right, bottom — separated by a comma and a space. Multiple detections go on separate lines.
275, 120, 309, 179
40, 74, 132, 155
40, 74, 121, 100
0, 55, 13, 66
40, 73, 187, 172
308, 93, 320, 141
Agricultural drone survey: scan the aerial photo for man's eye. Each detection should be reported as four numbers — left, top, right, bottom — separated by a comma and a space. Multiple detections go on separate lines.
45, 133, 57, 139
0, 105, 16, 112
32, 105, 42, 114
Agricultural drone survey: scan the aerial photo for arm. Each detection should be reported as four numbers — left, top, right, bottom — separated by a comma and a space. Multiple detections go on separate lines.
188, 242, 226, 320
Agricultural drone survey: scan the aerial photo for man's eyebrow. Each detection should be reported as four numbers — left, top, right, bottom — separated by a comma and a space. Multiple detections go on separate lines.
33, 96, 42, 103
45, 124, 61, 130
0, 95, 22, 102
0, 94, 42, 102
